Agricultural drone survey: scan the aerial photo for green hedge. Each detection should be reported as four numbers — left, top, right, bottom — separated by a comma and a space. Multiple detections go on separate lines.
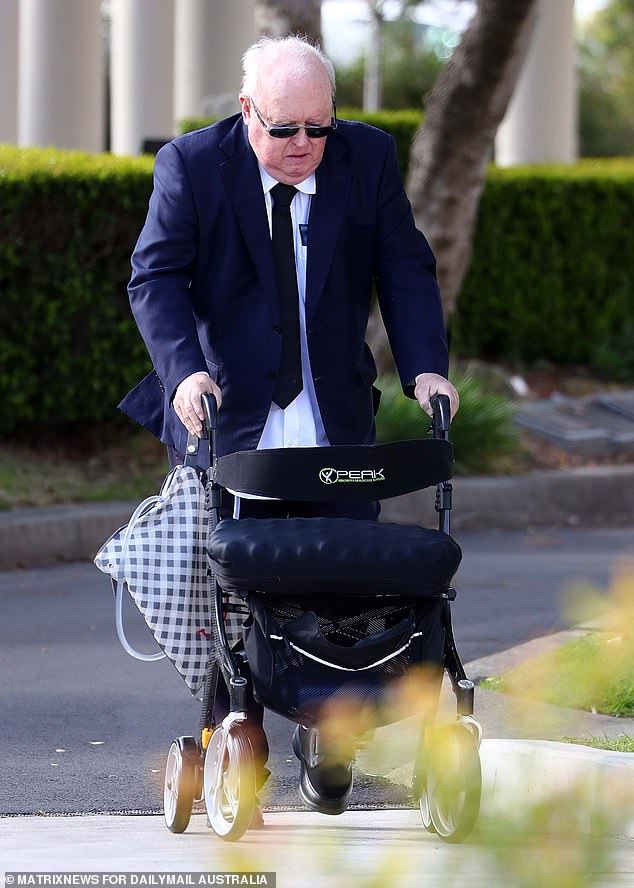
1, 140, 632, 436
455, 160, 634, 379
0, 146, 154, 433
179, 109, 423, 178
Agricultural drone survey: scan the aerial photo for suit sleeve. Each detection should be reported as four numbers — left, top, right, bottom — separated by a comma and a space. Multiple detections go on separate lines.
128, 141, 209, 401
373, 135, 449, 392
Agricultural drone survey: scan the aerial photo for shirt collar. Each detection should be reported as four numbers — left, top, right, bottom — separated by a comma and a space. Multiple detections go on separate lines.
258, 163, 316, 196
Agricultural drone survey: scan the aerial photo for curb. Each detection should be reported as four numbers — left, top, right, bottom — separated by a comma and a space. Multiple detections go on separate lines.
479, 738, 634, 840
470, 627, 634, 840
0, 501, 136, 571
1, 465, 633, 571
361, 731, 634, 842
382, 464, 634, 530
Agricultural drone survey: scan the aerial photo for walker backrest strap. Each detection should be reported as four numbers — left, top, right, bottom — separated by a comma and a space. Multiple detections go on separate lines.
213, 438, 453, 502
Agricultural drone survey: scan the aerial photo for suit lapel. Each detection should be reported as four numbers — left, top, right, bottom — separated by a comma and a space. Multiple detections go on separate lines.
219, 121, 276, 291
306, 138, 352, 324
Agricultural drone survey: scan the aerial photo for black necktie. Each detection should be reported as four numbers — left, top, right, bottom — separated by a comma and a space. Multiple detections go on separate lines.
271, 182, 303, 409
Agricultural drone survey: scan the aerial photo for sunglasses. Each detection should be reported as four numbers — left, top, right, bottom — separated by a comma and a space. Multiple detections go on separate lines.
250, 97, 337, 139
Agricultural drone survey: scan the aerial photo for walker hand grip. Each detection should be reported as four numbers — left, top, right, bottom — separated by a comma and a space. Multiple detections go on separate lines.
431, 393, 451, 439
201, 392, 218, 435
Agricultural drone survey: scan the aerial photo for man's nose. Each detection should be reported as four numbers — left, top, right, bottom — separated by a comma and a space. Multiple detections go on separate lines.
291, 127, 310, 146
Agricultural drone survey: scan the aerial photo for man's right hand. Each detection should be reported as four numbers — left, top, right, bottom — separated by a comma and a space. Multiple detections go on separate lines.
173, 372, 222, 437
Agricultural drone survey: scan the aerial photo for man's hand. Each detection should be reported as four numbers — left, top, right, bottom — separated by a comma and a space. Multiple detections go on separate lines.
414, 373, 460, 419
173, 372, 222, 436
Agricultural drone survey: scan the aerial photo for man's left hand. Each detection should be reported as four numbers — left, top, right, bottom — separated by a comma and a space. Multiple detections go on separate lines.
414, 373, 460, 419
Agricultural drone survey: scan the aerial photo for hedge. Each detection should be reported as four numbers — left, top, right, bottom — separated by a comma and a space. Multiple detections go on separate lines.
455, 160, 634, 379
1, 140, 632, 436
0, 146, 154, 433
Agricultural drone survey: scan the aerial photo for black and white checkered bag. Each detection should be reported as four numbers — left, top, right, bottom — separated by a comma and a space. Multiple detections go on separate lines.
94, 465, 243, 694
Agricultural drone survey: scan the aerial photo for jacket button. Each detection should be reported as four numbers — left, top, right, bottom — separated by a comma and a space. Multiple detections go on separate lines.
266, 372, 277, 381
273, 324, 282, 334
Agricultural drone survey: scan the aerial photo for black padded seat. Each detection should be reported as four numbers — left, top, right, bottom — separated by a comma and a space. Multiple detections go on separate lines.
208, 517, 462, 598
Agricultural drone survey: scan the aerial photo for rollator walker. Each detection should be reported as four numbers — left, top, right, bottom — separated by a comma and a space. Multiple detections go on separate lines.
164, 392, 482, 842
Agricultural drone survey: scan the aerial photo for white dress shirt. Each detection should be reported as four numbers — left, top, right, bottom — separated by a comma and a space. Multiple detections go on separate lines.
257, 165, 329, 450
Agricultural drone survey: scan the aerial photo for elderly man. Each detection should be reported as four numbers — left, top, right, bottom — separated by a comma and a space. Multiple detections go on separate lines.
121, 35, 458, 822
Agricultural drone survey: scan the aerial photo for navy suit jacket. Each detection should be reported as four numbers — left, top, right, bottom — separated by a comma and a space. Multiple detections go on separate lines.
120, 114, 448, 458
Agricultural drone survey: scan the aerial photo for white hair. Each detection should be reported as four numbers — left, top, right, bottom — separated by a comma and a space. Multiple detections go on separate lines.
240, 36, 336, 99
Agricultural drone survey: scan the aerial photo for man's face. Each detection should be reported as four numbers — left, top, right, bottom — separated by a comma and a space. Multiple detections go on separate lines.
240, 70, 333, 185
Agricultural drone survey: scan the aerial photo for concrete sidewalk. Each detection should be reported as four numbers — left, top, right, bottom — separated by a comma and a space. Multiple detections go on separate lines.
1, 464, 634, 570
2, 808, 633, 887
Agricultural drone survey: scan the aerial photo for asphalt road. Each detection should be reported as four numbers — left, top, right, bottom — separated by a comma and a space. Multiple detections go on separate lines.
1, 526, 632, 816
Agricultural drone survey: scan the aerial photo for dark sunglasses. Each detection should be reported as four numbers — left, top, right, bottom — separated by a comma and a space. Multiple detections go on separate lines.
250, 97, 337, 139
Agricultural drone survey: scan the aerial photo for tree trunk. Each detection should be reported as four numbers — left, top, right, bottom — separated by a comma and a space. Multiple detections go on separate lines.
406, 0, 540, 318
254, 0, 323, 46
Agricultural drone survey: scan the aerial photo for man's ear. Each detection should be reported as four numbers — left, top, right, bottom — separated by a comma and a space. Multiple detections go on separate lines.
238, 94, 250, 124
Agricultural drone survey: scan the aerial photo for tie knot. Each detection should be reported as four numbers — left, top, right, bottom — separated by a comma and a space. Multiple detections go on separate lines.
271, 183, 297, 208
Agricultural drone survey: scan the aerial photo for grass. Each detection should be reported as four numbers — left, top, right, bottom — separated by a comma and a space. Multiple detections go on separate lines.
0, 428, 169, 510
564, 735, 634, 753
481, 631, 634, 719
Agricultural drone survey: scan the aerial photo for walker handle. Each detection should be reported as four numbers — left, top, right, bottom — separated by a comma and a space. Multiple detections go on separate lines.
431, 393, 451, 440
201, 392, 218, 434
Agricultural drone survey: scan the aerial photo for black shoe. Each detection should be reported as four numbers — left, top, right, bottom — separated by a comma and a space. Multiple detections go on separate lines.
292, 725, 353, 815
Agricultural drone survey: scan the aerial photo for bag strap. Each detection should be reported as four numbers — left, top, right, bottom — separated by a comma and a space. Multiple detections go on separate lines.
114, 493, 167, 662
184, 430, 211, 471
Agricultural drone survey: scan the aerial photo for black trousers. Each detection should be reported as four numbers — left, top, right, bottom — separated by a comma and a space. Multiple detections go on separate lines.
168, 445, 379, 783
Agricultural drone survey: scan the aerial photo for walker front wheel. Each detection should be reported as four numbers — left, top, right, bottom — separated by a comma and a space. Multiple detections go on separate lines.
203, 724, 256, 841
424, 723, 481, 843
164, 736, 200, 833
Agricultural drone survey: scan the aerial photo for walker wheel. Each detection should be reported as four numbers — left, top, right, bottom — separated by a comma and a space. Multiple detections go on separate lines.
163, 736, 200, 833
418, 784, 438, 834
203, 723, 256, 842
413, 725, 436, 833
421, 723, 481, 843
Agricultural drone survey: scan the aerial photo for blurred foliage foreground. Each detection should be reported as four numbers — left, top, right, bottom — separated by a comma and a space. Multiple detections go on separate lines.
482, 567, 634, 719
298, 575, 634, 887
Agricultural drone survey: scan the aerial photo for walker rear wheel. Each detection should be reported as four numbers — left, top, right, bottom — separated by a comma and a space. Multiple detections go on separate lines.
164, 736, 200, 833
422, 723, 481, 843
203, 724, 255, 841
